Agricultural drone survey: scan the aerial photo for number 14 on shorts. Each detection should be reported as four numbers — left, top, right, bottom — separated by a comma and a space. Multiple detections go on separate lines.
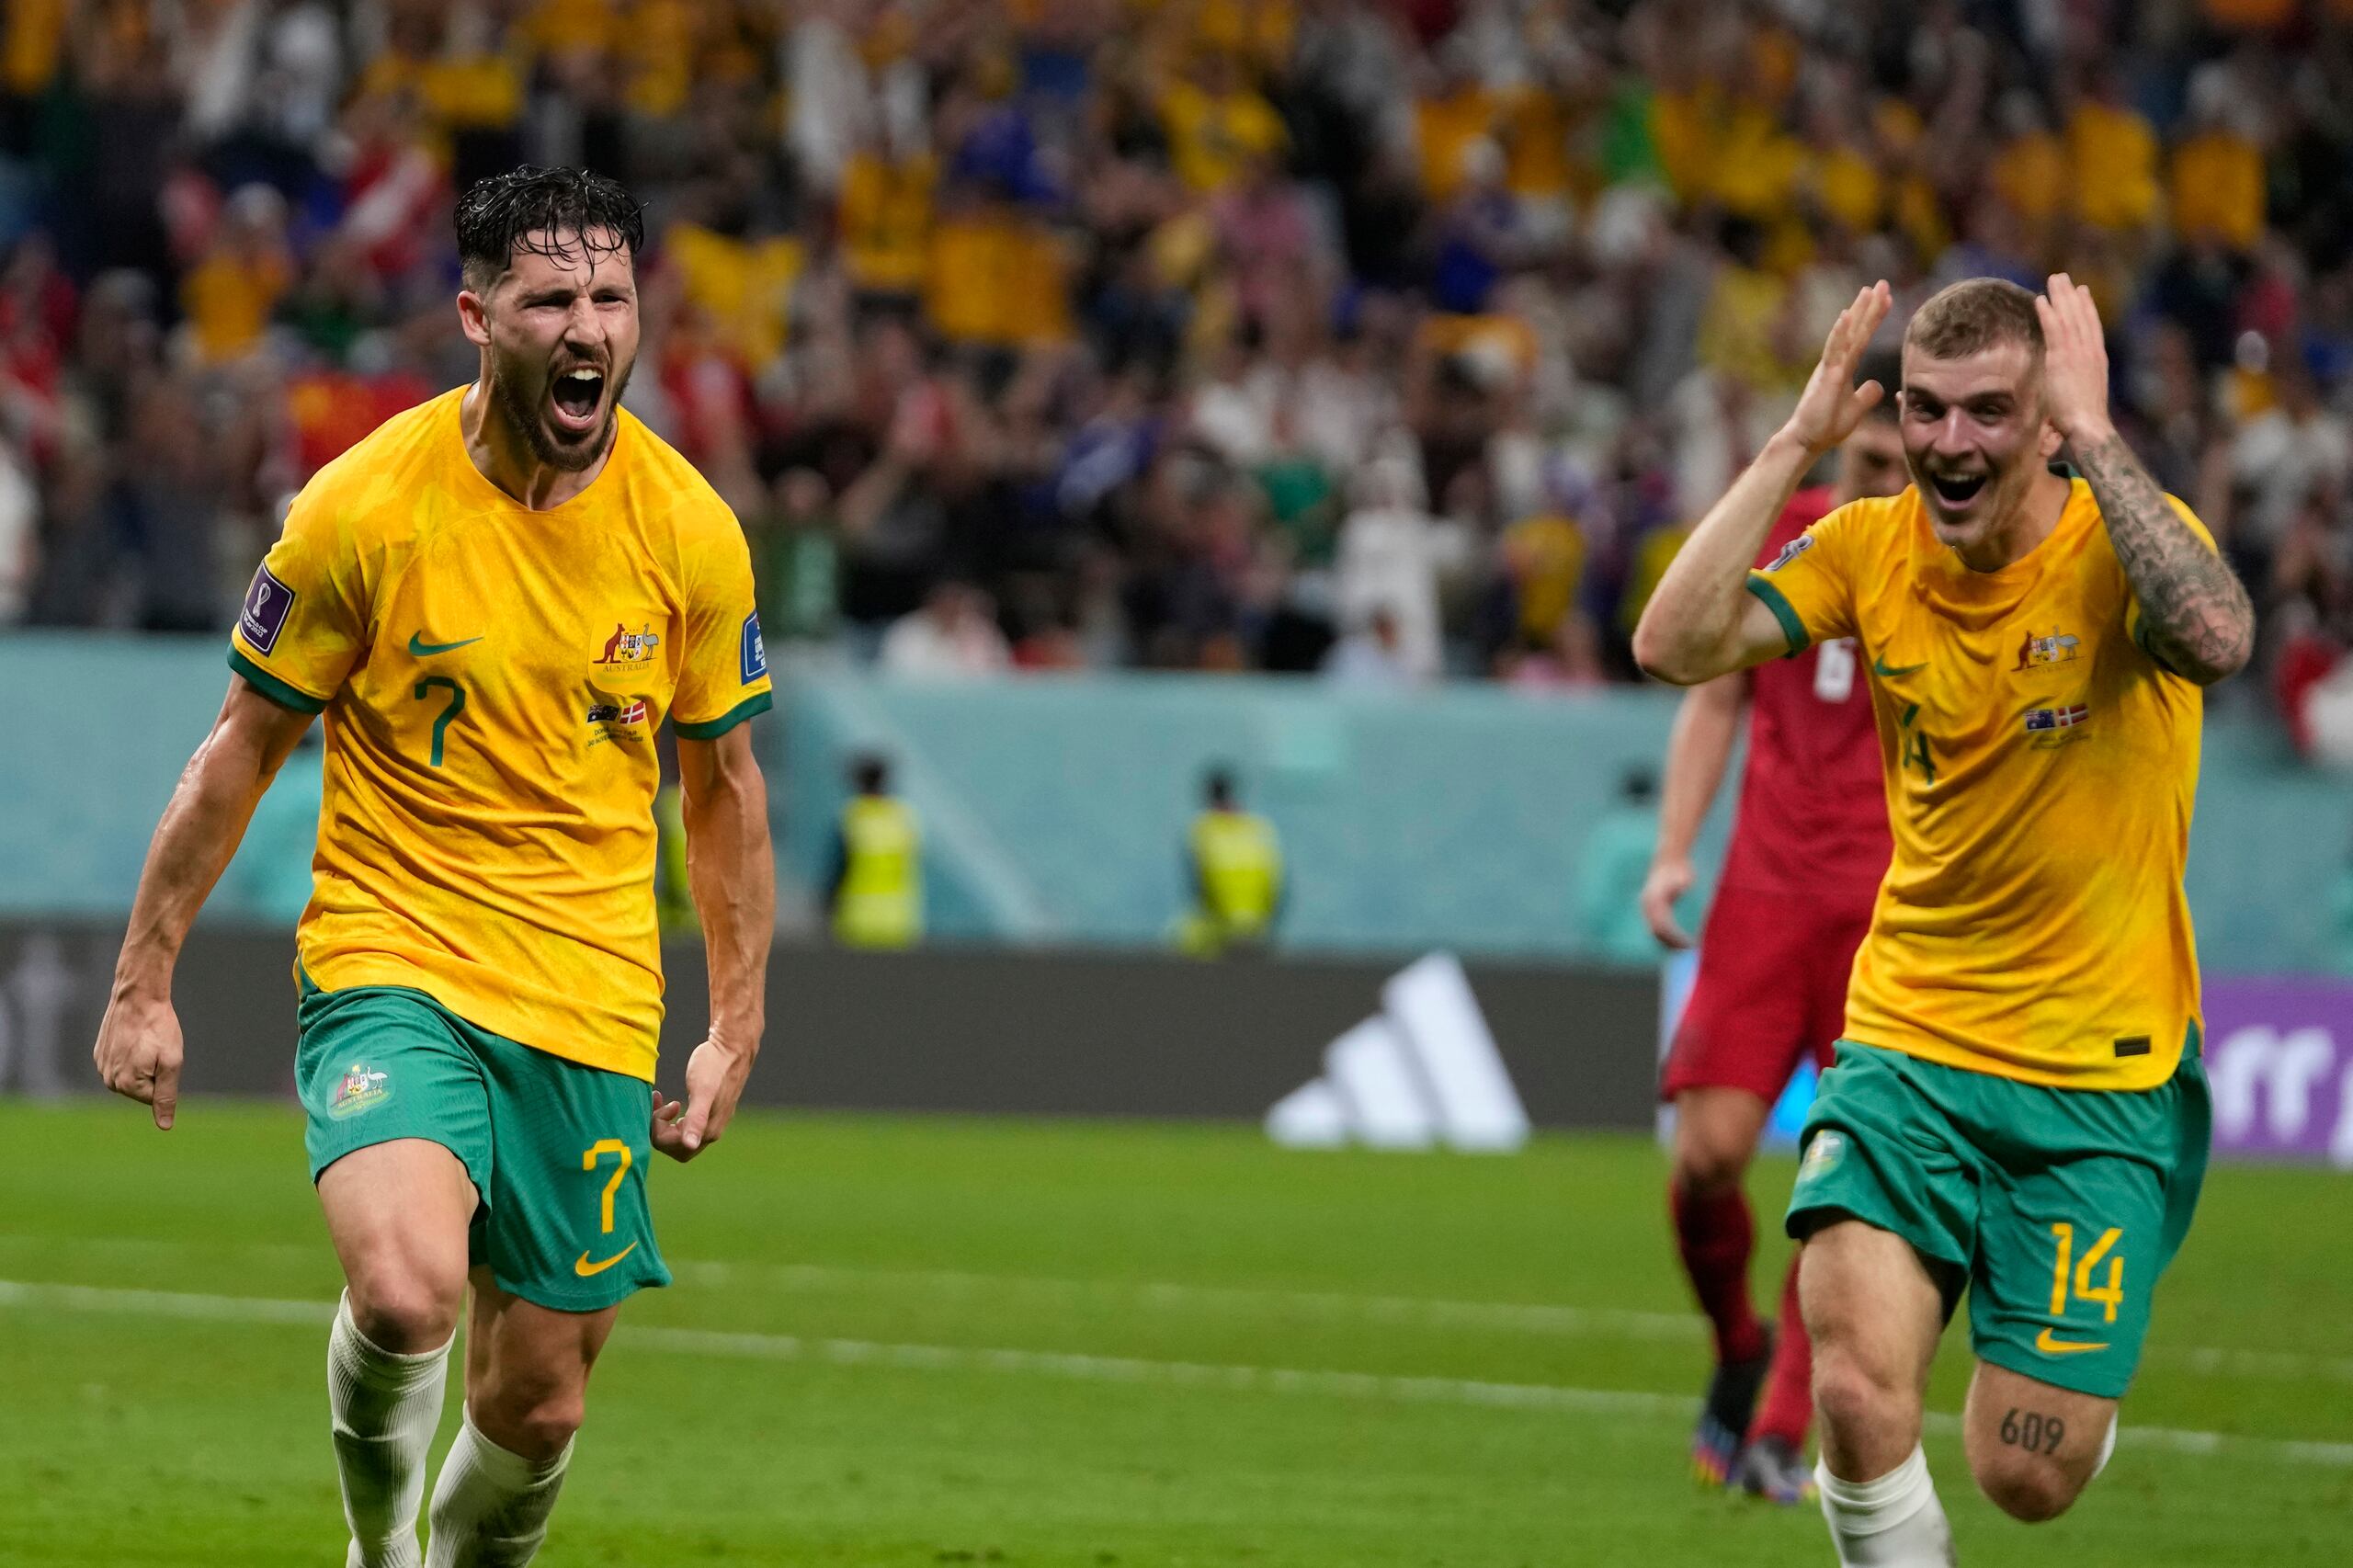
2040, 1221, 2124, 1354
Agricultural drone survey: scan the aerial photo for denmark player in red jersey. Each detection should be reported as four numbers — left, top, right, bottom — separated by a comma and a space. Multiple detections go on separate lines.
1643, 353, 1907, 1503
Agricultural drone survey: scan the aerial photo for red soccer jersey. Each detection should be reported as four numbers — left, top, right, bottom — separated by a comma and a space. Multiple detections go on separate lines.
1716, 487, 1890, 903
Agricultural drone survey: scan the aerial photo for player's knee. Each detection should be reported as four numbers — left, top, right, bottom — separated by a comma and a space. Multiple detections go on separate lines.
1811, 1346, 1911, 1444
1972, 1450, 2083, 1523
345, 1262, 465, 1351
481, 1384, 585, 1462
1670, 1120, 1750, 1194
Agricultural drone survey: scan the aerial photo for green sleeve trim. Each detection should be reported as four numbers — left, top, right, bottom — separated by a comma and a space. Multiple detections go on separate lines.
1744, 574, 1810, 657
227, 646, 328, 714
673, 689, 773, 740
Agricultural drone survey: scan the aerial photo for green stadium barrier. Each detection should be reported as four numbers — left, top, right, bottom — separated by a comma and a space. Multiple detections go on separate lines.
8, 634, 2347, 973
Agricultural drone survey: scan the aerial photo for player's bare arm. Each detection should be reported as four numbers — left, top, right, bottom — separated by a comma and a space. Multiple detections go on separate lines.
1642, 673, 1746, 949
96, 676, 315, 1127
2037, 274, 2255, 686
1635, 282, 1892, 685
651, 722, 776, 1160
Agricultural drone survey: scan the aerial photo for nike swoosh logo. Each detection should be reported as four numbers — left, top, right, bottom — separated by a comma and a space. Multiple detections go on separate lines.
1871, 655, 1927, 677
408, 632, 483, 656
574, 1241, 640, 1278
2035, 1328, 2109, 1355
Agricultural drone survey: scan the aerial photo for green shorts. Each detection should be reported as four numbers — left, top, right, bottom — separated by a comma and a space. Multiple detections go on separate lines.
296, 976, 672, 1312
1786, 1034, 2210, 1400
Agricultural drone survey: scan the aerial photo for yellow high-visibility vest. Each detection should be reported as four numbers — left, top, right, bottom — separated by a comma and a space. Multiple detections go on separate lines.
835, 796, 922, 949
1189, 810, 1281, 942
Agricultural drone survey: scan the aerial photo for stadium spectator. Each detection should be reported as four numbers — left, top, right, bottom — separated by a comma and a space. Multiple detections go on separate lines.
880, 579, 1013, 678
0, 0, 2347, 755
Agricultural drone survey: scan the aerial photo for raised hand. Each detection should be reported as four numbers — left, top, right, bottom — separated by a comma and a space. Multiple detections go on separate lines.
2034, 273, 2114, 447
1781, 281, 1893, 459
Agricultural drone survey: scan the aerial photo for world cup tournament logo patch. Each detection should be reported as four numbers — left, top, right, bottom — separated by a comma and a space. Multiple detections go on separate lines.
328, 1063, 391, 1120
741, 611, 767, 683
1765, 535, 1815, 573
239, 564, 295, 654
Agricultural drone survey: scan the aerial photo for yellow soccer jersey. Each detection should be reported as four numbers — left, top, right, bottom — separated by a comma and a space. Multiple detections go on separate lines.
228, 386, 773, 1081
1744, 478, 2205, 1090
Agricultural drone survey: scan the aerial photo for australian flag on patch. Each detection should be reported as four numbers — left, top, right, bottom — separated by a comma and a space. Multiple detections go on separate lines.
2024, 703, 2089, 732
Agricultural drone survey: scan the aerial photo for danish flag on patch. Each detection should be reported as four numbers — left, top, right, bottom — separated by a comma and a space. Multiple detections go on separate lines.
2024, 704, 2089, 732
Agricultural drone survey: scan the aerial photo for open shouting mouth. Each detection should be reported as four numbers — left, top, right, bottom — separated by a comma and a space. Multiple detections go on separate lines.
549, 364, 607, 437
1927, 469, 1988, 511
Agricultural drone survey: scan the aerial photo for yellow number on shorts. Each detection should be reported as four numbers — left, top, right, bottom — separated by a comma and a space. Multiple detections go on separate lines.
581, 1134, 631, 1233
2049, 1222, 2125, 1324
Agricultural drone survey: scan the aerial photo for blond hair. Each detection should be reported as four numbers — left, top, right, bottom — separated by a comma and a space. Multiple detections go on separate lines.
1904, 278, 2044, 363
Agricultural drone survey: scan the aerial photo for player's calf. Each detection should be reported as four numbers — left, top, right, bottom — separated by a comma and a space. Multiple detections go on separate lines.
1961, 1362, 2116, 1523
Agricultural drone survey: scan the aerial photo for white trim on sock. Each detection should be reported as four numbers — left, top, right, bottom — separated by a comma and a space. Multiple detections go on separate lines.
425, 1408, 574, 1568
1816, 1446, 1956, 1567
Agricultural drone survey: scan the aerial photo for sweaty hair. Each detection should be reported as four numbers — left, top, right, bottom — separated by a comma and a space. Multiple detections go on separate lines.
1904, 278, 2044, 363
455, 165, 644, 293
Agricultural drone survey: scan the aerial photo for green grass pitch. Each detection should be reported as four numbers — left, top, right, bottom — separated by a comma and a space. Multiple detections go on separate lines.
1, 1098, 2348, 1566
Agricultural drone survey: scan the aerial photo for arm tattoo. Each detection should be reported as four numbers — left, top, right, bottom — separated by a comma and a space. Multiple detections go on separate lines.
2073, 433, 2255, 685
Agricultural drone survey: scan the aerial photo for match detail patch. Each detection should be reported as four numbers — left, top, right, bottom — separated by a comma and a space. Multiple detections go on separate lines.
741, 611, 767, 683
2024, 704, 2089, 733
240, 564, 295, 655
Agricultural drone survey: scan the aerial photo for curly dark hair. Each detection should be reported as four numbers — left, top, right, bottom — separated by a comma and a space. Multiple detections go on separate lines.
453, 165, 644, 292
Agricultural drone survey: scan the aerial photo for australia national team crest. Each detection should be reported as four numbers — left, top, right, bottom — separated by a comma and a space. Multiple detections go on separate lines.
328, 1062, 391, 1120
593, 622, 661, 665
2013, 627, 2082, 671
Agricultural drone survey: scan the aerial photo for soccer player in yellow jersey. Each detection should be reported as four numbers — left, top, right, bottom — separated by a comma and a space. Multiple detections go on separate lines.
92, 167, 778, 1568
1634, 274, 2255, 1566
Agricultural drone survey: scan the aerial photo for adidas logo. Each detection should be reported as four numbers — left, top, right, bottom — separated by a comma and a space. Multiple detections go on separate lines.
1265, 952, 1530, 1153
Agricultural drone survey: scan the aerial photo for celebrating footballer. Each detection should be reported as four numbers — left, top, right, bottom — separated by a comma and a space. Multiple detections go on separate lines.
1635, 273, 2254, 1565
93, 166, 777, 1568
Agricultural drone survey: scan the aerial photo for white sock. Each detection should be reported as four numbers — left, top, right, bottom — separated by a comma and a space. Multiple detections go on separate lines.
1816, 1445, 1958, 1567
2093, 1413, 2118, 1479
329, 1291, 453, 1568
425, 1409, 574, 1568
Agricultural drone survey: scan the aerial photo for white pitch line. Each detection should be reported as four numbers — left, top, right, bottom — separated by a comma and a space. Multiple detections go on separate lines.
9, 1235, 2353, 1385
5, 1278, 2351, 1471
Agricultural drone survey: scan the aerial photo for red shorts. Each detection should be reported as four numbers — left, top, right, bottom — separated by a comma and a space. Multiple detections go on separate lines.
1661, 883, 1874, 1104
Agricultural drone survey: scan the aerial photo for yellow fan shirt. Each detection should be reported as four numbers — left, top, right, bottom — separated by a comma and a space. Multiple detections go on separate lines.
1744, 479, 2207, 1090
227, 387, 773, 1082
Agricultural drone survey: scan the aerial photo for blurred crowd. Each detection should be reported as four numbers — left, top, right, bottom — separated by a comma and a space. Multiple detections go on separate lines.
3, 0, 2353, 747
